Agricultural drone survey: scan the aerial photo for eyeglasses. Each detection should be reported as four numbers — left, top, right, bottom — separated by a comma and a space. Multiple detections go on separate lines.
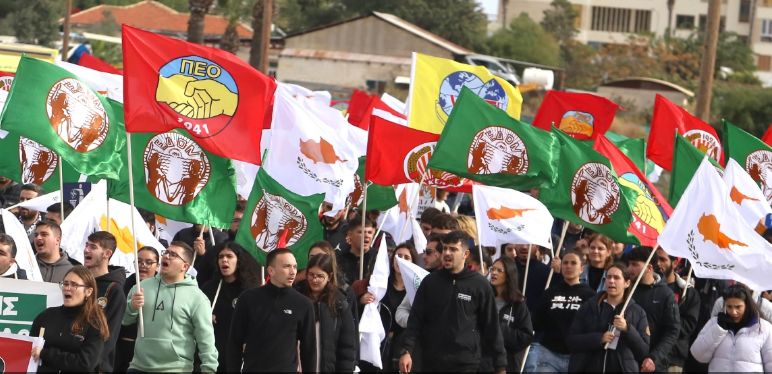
162, 250, 188, 264
490, 266, 505, 274
59, 281, 88, 290
138, 260, 158, 268
424, 249, 438, 256
307, 273, 328, 282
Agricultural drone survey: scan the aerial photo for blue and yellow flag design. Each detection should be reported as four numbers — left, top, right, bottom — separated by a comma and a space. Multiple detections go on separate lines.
407, 53, 522, 134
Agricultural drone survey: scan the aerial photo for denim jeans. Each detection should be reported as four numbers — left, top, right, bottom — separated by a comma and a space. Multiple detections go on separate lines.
522, 342, 540, 373
535, 346, 570, 373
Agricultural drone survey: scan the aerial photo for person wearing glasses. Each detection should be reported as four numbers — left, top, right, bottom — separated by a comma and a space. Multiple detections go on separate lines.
114, 246, 160, 372
30, 266, 110, 372
123, 241, 218, 373
295, 253, 356, 372
201, 242, 261, 374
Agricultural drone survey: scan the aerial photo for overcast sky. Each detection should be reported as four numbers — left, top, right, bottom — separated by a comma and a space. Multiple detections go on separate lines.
479, 0, 498, 15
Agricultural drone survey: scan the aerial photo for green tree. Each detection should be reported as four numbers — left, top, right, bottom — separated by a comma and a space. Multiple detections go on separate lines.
710, 82, 772, 137
218, 0, 256, 54
540, 0, 578, 46
10, 0, 61, 47
87, 10, 122, 64
486, 13, 561, 67
188, 0, 216, 44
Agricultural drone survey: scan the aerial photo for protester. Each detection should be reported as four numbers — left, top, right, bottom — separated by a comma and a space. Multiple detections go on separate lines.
655, 248, 700, 372
434, 189, 450, 213
578, 233, 614, 292
532, 250, 596, 373
710, 282, 772, 319
684, 276, 731, 372
467, 245, 492, 277
626, 246, 681, 372
611, 241, 626, 260
35, 220, 78, 283
691, 283, 772, 372
419, 207, 440, 238
484, 256, 533, 373
114, 246, 159, 373
31, 266, 110, 372
0, 175, 21, 207
138, 208, 168, 248
124, 242, 218, 373
336, 215, 374, 285
502, 243, 516, 261
567, 263, 650, 372
45, 202, 74, 225
399, 230, 507, 373
295, 253, 356, 372
19, 183, 44, 241
0, 233, 26, 279
173, 223, 228, 285
554, 220, 583, 255
227, 201, 246, 241
321, 201, 348, 250
227, 248, 316, 372
456, 214, 478, 246
201, 242, 261, 374
512, 243, 560, 313
430, 213, 460, 234
83, 231, 126, 373
296, 241, 358, 329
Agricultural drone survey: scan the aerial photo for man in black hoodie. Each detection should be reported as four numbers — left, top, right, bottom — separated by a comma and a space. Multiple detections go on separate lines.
227, 248, 316, 372
399, 231, 507, 373
654, 248, 700, 371
83, 231, 126, 373
627, 246, 681, 373
173, 223, 229, 286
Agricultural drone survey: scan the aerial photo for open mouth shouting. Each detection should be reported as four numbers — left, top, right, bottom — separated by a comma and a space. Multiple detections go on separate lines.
443, 255, 453, 268
63, 291, 73, 302
162, 259, 170, 268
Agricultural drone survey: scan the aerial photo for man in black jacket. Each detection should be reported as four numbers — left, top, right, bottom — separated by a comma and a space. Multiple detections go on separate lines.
173, 223, 229, 286
654, 248, 700, 371
336, 215, 374, 285
399, 231, 507, 373
227, 248, 316, 372
627, 246, 681, 372
0, 233, 27, 279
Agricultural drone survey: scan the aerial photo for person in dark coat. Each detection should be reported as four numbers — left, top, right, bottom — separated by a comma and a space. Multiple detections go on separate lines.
512, 243, 562, 313
567, 263, 650, 373
295, 253, 356, 372
481, 256, 533, 373
0, 233, 27, 279
173, 223, 229, 286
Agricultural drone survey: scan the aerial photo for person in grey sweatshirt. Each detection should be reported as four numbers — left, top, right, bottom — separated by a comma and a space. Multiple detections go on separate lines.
34, 220, 79, 283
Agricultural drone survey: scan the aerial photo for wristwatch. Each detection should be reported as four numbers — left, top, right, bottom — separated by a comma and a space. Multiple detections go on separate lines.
400, 348, 411, 356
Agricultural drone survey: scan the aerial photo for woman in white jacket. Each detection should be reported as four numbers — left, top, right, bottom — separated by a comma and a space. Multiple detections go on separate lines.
691, 283, 772, 372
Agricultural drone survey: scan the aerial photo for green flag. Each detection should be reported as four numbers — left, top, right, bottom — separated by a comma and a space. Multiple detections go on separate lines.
351, 156, 398, 212
427, 87, 560, 190
235, 168, 324, 268
722, 120, 772, 203
539, 127, 640, 245
0, 56, 124, 179
0, 131, 81, 193
668, 133, 724, 207
105, 129, 237, 228
591, 132, 647, 173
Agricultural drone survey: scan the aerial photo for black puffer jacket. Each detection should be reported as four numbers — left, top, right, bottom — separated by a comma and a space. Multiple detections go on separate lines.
567, 293, 650, 373
631, 274, 681, 371
479, 300, 533, 373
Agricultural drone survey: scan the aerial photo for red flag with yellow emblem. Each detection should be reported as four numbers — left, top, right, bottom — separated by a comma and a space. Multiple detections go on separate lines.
122, 26, 276, 165
531, 90, 620, 141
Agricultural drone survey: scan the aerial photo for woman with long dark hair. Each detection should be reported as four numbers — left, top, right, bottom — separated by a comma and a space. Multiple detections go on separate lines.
30, 265, 110, 372
480, 256, 532, 372
578, 233, 615, 292
115, 246, 160, 372
296, 253, 356, 372
201, 241, 260, 373
691, 283, 772, 372
567, 263, 650, 372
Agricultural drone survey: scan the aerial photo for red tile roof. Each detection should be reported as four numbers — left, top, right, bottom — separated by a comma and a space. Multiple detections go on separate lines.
67, 0, 253, 38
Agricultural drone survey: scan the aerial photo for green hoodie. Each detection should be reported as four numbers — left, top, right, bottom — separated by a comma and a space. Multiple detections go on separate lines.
123, 273, 218, 373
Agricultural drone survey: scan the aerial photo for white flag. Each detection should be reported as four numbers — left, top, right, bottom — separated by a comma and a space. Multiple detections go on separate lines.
359, 235, 389, 369
55, 60, 123, 103
155, 215, 189, 245
659, 157, 772, 291
473, 185, 553, 255
10, 191, 60, 212
263, 90, 359, 215
233, 160, 259, 200
381, 93, 407, 114
377, 183, 419, 243
1, 209, 43, 281
396, 256, 429, 304
277, 82, 332, 107
722, 158, 772, 230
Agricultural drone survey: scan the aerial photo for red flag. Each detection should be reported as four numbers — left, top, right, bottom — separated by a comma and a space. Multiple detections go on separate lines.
122, 26, 276, 165
366, 114, 464, 189
347, 90, 373, 128
531, 91, 620, 140
594, 136, 673, 247
762, 123, 772, 147
358, 95, 406, 130
79, 53, 122, 75
0, 334, 36, 372
647, 94, 723, 171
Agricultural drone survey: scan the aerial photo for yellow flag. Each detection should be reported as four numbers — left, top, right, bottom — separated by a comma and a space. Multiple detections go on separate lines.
407, 53, 523, 134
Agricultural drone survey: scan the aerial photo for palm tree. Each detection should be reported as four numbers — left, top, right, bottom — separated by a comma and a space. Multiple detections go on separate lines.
219, 0, 255, 54
188, 0, 216, 44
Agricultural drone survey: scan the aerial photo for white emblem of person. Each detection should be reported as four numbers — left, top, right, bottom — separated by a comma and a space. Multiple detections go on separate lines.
144, 132, 211, 205
250, 190, 308, 252
19, 136, 58, 185
571, 162, 620, 225
46, 78, 109, 153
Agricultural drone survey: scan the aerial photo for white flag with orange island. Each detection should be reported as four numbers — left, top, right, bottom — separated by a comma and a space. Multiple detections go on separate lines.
659, 157, 772, 291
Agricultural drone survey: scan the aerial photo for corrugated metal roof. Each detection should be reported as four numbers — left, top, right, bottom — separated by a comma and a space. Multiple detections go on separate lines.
280, 48, 412, 65
600, 77, 695, 97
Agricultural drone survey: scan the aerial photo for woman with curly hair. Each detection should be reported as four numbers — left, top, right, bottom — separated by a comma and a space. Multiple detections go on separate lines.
201, 242, 261, 373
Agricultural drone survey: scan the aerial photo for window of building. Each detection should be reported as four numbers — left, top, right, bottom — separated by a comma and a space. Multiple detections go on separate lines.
762, 19, 772, 42
676, 15, 695, 29
759, 55, 772, 72
699, 15, 726, 32
740, 0, 751, 22
590, 7, 651, 33
365, 79, 387, 94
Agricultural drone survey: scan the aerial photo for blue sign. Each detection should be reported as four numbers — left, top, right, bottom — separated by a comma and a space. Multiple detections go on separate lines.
63, 182, 92, 207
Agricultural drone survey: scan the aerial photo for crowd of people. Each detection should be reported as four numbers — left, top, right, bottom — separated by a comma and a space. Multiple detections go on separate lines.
2, 181, 772, 373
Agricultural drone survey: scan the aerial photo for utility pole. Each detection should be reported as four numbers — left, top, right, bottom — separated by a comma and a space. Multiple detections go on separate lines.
62, 0, 72, 61
259, 0, 273, 75
695, 0, 721, 121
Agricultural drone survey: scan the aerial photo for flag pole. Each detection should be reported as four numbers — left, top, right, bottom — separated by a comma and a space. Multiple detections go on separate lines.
474, 214, 486, 274
682, 266, 693, 299
371, 207, 389, 248
519, 244, 534, 373
208, 226, 215, 246
545, 221, 569, 290
399, 171, 428, 243
125, 132, 144, 338
58, 156, 64, 222
193, 225, 206, 264
359, 181, 369, 280
604, 242, 659, 349
211, 279, 222, 311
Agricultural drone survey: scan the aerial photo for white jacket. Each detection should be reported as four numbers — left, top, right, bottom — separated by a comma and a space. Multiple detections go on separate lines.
690, 315, 772, 372
712, 292, 772, 320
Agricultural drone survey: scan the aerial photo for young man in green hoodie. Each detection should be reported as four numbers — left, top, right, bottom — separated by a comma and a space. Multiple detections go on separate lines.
124, 241, 218, 373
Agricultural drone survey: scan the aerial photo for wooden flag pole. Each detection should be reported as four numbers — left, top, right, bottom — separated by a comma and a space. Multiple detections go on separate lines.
682, 266, 693, 299
519, 244, 534, 373
545, 221, 569, 289
126, 132, 144, 338
605, 243, 659, 349
474, 213, 486, 275
211, 279, 222, 311
58, 156, 65, 222
193, 225, 206, 264
359, 182, 369, 280
399, 171, 428, 243
208, 226, 215, 246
